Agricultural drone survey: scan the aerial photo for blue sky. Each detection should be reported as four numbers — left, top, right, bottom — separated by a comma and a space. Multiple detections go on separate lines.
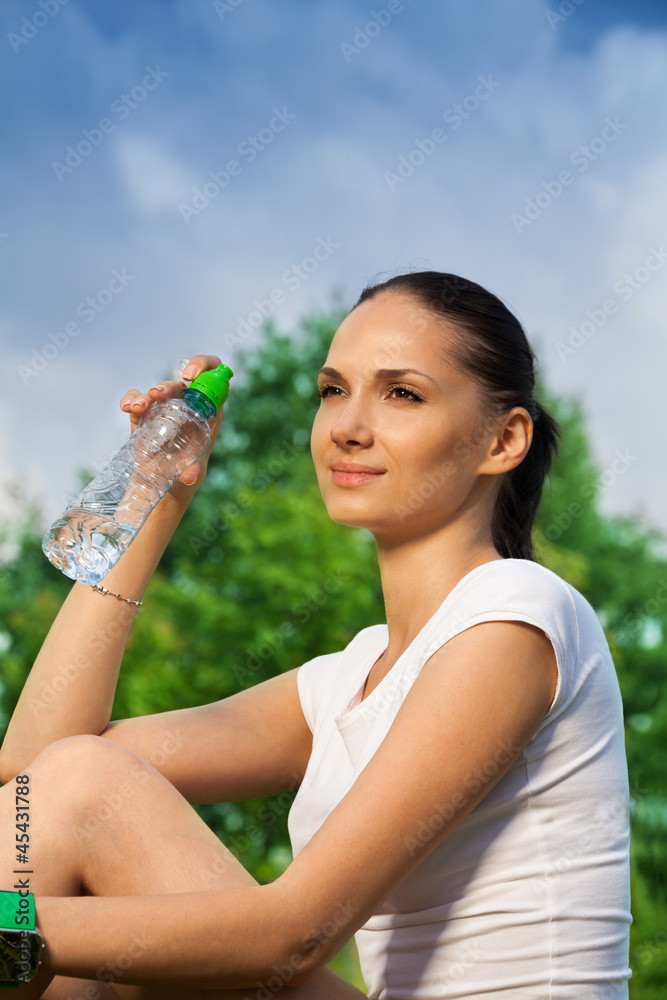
1, 0, 666, 553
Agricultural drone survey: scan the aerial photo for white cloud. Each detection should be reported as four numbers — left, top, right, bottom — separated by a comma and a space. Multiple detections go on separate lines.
1, 1, 666, 553
113, 133, 196, 215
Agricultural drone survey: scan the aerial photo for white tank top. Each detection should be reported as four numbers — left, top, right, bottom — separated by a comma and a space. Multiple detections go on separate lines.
288, 558, 632, 999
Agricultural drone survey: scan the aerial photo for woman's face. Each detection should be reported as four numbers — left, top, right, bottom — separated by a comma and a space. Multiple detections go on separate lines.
310, 292, 506, 541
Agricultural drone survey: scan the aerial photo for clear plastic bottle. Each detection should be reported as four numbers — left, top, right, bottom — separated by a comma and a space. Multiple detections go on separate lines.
42, 363, 233, 585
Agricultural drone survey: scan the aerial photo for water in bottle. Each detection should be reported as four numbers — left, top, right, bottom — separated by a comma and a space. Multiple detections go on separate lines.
42, 363, 233, 585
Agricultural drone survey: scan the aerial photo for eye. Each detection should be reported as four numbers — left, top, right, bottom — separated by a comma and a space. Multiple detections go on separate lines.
317, 383, 345, 399
387, 385, 424, 402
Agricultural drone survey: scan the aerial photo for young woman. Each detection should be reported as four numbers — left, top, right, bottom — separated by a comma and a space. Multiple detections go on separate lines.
0, 272, 631, 999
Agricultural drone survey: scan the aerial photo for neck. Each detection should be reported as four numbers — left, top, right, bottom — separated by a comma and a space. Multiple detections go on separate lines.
374, 525, 503, 662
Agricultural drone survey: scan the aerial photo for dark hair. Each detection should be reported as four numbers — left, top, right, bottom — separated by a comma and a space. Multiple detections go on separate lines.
353, 271, 561, 561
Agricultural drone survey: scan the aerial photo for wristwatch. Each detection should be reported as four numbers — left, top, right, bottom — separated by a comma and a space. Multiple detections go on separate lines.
0, 891, 43, 987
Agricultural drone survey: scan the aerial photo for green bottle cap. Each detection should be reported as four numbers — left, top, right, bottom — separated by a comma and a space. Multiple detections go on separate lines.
188, 363, 233, 410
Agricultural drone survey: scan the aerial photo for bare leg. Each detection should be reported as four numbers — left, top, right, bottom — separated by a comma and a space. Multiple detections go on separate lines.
0, 736, 366, 999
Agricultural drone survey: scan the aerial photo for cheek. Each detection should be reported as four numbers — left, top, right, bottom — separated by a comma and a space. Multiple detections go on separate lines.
310, 407, 327, 461
406, 430, 468, 490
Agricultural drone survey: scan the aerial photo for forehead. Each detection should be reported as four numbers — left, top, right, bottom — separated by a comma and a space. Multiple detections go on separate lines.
326, 292, 458, 370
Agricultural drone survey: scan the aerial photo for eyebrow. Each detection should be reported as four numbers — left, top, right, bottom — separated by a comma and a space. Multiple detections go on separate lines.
317, 366, 438, 385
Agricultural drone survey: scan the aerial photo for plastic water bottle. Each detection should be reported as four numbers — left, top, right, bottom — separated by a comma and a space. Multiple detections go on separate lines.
42, 363, 233, 585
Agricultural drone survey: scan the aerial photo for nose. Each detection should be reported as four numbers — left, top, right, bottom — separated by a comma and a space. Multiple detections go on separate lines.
329, 396, 374, 450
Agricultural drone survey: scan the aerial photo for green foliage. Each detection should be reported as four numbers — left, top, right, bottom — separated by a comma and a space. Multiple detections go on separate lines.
0, 309, 665, 997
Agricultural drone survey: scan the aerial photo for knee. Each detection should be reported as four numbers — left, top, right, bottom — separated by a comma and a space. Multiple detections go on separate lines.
35, 733, 128, 769
32, 735, 151, 803
31, 736, 161, 841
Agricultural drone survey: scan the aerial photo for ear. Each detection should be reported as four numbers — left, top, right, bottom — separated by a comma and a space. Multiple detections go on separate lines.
478, 407, 533, 476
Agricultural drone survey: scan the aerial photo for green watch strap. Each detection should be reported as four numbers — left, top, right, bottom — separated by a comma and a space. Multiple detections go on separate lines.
0, 891, 41, 987
0, 892, 35, 932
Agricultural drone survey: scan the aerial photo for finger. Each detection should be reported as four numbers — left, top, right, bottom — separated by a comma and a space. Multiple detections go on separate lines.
181, 354, 223, 382
123, 380, 186, 420
118, 391, 149, 435
177, 463, 199, 486
119, 389, 142, 412
119, 359, 227, 441
144, 378, 189, 401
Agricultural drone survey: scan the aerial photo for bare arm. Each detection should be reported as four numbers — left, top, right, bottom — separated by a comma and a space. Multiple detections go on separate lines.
0, 354, 223, 781
100, 668, 314, 802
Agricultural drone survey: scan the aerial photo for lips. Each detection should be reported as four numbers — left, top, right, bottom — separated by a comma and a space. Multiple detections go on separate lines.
331, 463, 384, 474
330, 462, 385, 486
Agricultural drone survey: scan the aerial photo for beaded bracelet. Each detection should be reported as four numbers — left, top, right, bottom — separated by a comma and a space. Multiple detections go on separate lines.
91, 584, 143, 606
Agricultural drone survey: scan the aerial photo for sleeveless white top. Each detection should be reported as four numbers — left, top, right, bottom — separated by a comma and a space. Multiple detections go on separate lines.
287, 558, 632, 999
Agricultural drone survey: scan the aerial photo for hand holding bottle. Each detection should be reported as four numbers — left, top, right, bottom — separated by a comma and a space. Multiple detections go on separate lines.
42, 354, 233, 584
119, 353, 226, 500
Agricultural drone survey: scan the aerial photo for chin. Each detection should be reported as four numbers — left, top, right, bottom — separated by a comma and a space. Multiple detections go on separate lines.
325, 507, 371, 529
321, 496, 370, 528
322, 497, 393, 534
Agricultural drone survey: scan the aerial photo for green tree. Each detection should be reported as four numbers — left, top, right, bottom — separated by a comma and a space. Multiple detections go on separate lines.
1, 309, 666, 995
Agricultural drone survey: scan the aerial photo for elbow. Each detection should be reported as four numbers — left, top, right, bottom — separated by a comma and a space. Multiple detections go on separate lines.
246, 895, 330, 990
246, 882, 357, 990
268, 948, 320, 991
0, 742, 50, 785
274, 912, 352, 988
258, 928, 321, 990
0, 752, 20, 786
286, 937, 323, 989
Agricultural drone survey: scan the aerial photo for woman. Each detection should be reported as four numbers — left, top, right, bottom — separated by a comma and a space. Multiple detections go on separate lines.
0, 272, 631, 999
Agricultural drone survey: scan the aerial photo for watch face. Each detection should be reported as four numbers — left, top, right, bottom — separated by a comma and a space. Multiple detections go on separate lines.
0, 929, 42, 984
